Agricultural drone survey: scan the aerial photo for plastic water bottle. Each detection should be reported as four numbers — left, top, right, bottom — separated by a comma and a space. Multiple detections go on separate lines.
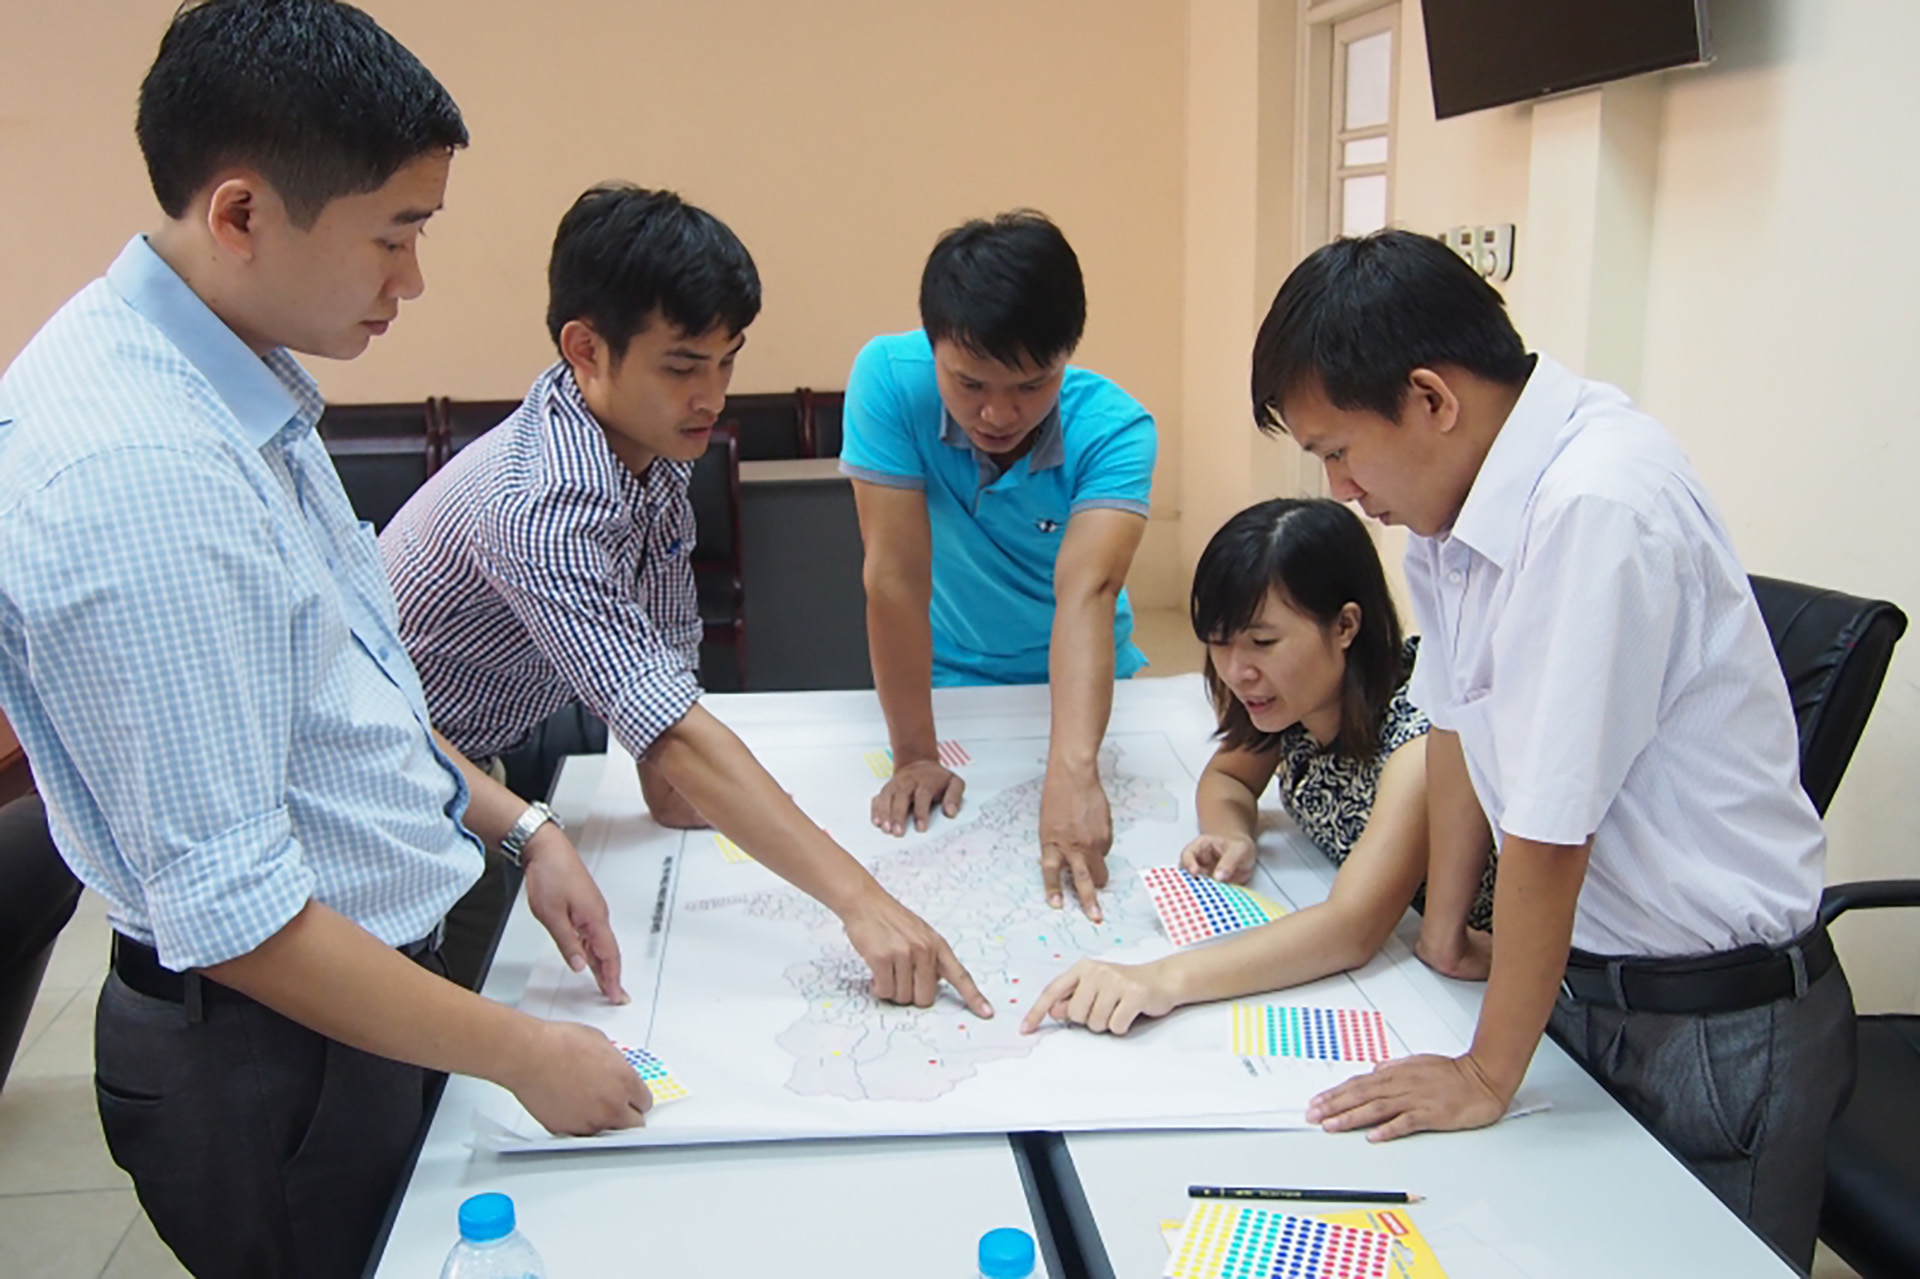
978, 1226, 1036, 1278
439, 1192, 545, 1279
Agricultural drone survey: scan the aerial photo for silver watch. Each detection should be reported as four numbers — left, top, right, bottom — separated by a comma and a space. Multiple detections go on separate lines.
499, 800, 562, 868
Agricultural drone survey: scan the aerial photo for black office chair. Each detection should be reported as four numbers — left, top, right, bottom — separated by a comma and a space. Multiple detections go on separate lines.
0, 794, 81, 1094
688, 423, 747, 691
1746, 576, 1918, 1279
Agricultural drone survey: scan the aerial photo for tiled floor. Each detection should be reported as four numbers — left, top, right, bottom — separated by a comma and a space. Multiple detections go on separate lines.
0, 890, 188, 1279
0, 611, 1863, 1278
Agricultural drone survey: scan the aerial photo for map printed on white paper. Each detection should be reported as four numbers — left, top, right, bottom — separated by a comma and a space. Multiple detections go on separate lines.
482, 708, 1473, 1151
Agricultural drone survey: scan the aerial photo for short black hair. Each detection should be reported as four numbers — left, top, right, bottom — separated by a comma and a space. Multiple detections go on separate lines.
137, 0, 468, 229
1250, 230, 1533, 431
919, 210, 1086, 370
546, 184, 762, 361
1192, 498, 1407, 761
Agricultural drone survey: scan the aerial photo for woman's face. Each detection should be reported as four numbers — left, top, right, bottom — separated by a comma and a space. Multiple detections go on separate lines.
1208, 588, 1357, 743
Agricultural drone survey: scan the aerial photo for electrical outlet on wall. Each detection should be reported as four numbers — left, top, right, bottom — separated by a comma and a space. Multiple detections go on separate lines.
1438, 223, 1515, 281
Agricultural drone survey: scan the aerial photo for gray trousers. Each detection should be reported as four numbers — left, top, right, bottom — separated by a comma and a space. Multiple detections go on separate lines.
1548, 962, 1854, 1274
94, 965, 439, 1279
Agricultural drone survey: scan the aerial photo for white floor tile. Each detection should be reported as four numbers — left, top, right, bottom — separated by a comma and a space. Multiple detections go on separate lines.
0, 1188, 139, 1279
40, 889, 111, 992
11, 978, 99, 1081
0, 1075, 128, 1195
9, 981, 81, 1069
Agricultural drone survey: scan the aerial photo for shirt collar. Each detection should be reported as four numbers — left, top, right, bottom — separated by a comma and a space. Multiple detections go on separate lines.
542, 362, 691, 506
105, 236, 322, 449
1446, 354, 1580, 570
938, 402, 1066, 484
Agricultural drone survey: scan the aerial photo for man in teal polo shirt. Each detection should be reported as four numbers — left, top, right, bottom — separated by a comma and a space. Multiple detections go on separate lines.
840, 210, 1157, 920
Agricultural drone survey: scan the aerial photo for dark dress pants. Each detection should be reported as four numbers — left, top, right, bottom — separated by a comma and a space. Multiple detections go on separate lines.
94, 967, 437, 1279
1548, 961, 1854, 1274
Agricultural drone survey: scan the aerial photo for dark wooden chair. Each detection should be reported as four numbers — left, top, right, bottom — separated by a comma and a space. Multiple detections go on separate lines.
688, 423, 746, 690
315, 399, 438, 531
800, 387, 845, 458
437, 398, 523, 469
722, 391, 808, 462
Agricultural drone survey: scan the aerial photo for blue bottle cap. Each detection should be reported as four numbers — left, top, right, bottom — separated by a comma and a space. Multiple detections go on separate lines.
457, 1192, 516, 1243
978, 1226, 1036, 1278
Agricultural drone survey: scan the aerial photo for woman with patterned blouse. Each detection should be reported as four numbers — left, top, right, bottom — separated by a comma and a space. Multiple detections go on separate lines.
1023, 498, 1495, 1036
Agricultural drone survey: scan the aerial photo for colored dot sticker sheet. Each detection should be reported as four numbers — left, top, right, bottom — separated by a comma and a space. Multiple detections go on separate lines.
1231, 1003, 1393, 1063
1140, 866, 1288, 947
862, 741, 971, 779
1166, 1201, 1394, 1279
614, 1044, 689, 1104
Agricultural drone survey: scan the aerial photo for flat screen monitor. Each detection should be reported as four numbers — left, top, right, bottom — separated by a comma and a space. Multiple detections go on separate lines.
1423, 0, 1711, 121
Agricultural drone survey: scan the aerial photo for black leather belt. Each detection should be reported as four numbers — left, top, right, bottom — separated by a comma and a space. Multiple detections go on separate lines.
111, 927, 443, 1006
1561, 923, 1836, 1016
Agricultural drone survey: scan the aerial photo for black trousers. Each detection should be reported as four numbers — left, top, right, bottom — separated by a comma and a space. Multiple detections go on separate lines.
1549, 961, 1854, 1275
94, 959, 442, 1279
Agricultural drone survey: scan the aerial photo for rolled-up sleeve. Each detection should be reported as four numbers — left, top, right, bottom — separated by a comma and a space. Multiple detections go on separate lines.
10, 446, 316, 969
475, 483, 701, 759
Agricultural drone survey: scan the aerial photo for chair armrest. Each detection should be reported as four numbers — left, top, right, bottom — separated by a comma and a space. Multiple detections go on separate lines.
1819, 879, 1920, 927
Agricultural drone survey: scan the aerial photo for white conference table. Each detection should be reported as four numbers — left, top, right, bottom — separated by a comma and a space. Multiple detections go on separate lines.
368, 735, 1054, 1278
372, 678, 1795, 1278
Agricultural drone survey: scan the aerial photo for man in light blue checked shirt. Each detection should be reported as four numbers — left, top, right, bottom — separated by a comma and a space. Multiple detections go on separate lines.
0, 5, 649, 1276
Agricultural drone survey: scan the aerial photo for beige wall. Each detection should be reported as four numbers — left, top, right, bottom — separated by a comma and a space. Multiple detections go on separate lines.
1382, 0, 1920, 1012
0, 0, 1190, 597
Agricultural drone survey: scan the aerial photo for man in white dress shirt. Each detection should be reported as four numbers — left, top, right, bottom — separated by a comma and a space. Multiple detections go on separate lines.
1248, 230, 1850, 1271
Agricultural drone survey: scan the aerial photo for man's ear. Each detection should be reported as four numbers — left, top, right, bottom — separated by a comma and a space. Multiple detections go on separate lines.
1405, 367, 1462, 436
557, 319, 606, 383
205, 175, 265, 261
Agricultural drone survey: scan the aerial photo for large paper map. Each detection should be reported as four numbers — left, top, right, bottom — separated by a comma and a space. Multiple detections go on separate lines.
486, 690, 1468, 1151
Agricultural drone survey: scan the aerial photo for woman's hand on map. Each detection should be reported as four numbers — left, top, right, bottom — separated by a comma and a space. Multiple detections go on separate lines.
1180, 833, 1258, 884
1018, 958, 1179, 1036
841, 887, 995, 1017
1039, 768, 1112, 921
521, 827, 629, 1004
871, 759, 966, 836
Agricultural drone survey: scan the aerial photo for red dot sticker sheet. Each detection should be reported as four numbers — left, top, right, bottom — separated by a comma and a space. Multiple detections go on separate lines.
1141, 865, 1288, 947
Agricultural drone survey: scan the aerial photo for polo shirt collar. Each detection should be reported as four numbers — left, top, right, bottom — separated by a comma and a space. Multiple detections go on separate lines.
939, 403, 1065, 484
1447, 353, 1579, 570
105, 236, 321, 449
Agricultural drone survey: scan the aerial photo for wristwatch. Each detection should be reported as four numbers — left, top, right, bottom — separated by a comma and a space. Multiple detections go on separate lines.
499, 800, 562, 868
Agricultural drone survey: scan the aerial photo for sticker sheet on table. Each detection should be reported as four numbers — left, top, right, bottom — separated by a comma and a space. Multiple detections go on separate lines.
615, 1044, 689, 1103
1167, 1201, 1394, 1279
862, 741, 972, 779
1141, 866, 1288, 947
1231, 1004, 1392, 1063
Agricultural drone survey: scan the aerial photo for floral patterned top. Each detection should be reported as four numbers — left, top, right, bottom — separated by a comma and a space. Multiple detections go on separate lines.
1270, 637, 1496, 930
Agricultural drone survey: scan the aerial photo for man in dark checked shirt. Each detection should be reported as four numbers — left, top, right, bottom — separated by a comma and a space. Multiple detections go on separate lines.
382, 185, 989, 1017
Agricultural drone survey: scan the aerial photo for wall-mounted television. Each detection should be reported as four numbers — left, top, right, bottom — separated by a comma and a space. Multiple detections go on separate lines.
1423, 0, 1711, 121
